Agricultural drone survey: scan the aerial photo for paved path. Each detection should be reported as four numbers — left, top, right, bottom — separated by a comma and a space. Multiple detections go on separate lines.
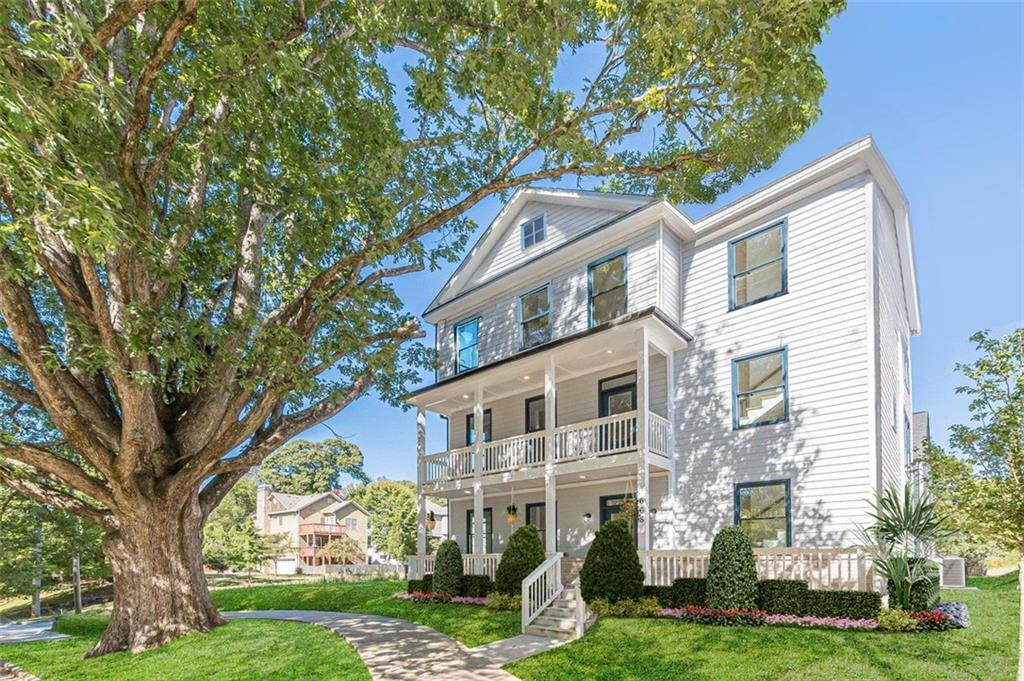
0, 620, 69, 645
226, 610, 525, 680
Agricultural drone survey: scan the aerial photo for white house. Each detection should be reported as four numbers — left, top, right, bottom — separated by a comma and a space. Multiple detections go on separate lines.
406, 137, 920, 606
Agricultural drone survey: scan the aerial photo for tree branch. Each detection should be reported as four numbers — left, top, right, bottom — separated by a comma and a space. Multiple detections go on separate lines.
0, 463, 114, 528
1, 444, 115, 509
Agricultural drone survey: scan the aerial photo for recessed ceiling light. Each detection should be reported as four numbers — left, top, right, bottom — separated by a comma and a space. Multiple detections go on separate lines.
522, 375, 530, 380
606, 349, 614, 354
462, 394, 470, 399
578, 475, 586, 479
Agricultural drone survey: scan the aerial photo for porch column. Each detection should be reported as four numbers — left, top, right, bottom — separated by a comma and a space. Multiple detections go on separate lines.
473, 482, 484, 556
544, 356, 557, 555
636, 328, 648, 456
666, 350, 678, 550
637, 461, 650, 551
416, 407, 427, 557
473, 384, 485, 557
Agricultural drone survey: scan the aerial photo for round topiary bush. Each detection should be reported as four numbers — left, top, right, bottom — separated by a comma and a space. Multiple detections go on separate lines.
433, 539, 463, 595
705, 525, 759, 610
579, 518, 644, 603
494, 525, 546, 595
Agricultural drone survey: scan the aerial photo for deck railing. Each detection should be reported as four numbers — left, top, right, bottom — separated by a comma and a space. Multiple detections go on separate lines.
407, 553, 502, 580
647, 413, 671, 458
522, 553, 562, 632
639, 547, 873, 591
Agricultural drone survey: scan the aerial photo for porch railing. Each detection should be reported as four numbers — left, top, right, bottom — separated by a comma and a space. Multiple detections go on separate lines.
647, 413, 671, 458
522, 552, 562, 632
422, 411, 645, 483
639, 547, 874, 591
407, 553, 502, 580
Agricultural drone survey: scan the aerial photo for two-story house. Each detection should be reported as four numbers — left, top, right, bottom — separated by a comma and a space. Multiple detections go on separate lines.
255, 485, 370, 574
407, 137, 921, 594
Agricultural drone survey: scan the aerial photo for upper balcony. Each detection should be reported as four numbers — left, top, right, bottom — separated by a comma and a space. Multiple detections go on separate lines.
298, 523, 348, 537
409, 309, 690, 494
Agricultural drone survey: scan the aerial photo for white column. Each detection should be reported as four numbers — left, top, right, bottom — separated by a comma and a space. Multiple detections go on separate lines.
416, 407, 427, 557
544, 356, 557, 554
635, 329, 650, 551
473, 384, 485, 557
666, 350, 678, 550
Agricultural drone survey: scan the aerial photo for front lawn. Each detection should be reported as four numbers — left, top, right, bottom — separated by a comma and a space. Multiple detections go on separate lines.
210, 579, 519, 647
507, 575, 1020, 681
0, 614, 369, 681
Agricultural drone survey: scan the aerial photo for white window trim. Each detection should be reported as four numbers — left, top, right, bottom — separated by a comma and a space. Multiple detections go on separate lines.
520, 214, 547, 250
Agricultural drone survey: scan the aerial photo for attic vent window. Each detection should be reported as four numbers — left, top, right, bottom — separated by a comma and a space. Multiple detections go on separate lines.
520, 215, 546, 249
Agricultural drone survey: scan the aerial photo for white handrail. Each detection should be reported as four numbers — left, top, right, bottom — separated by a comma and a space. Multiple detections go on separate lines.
646, 412, 671, 457
522, 552, 562, 632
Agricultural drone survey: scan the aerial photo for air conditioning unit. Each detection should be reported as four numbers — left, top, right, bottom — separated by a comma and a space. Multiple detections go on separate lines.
940, 556, 967, 588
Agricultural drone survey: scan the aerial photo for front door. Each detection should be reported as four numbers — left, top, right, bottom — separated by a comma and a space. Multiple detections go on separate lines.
599, 494, 637, 540
525, 502, 547, 549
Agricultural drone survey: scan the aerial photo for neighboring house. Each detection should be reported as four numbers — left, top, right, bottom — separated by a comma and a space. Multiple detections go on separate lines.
911, 410, 931, 500
255, 485, 369, 574
407, 137, 922, 584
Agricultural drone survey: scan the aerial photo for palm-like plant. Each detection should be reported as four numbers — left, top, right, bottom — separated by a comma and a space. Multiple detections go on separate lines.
858, 484, 950, 610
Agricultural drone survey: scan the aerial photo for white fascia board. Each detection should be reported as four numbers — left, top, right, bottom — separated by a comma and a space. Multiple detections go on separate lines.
425, 188, 652, 314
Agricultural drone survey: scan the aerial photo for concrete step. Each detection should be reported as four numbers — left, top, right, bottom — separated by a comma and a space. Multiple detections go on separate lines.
524, 624, 576, 641
532, 615, 576, 631
543, 606, 578, 618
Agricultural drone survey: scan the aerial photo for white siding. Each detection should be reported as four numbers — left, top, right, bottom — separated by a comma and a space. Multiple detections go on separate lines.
673, 175, 874, 548
436, 227, 662, 379
660, 226, 682, 324
873, 188, 913, 492
467, 200, 627, 288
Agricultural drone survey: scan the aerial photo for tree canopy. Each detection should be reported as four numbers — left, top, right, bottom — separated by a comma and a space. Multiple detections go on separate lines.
0, 0, 844, 655
348, 478, 417, 561
258, 439, 368, 495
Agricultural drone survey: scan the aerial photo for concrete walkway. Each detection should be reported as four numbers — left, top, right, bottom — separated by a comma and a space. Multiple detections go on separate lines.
0, 620, 69, 645
226, 610, 532, 680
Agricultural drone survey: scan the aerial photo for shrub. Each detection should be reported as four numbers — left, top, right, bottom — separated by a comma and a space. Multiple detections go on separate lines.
908, 610, 956, 631
705, 526, 759, 610
433, 540, 463, 595
673, 605, 766, 627
460, 574, 495, 598
802, 589, 882, 620
494, 525, 546, 595
643, 585, 674, 608
589, 597, 662, 618
877, 608, 918, 632
887, 558, 940, 611
485, 592, 521, 611
757, 579, 809, 614
579, 518, 644, 603
936, 602, 969, 629
407, 574, 432, 594
671, 578, 708, 607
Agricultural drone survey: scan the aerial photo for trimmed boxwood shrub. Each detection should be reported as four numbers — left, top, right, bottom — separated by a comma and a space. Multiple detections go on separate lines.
802, 589, 882, 620
460, 574, 495, 598
643, 585, 673, 608
433, 540, 463, 595
580, 518, 644, 603
887, 559, 940, 612
757, 579, 809, 614
705, 526, 759, 610
494, 525, 546, 595
407, 573, 433, 594
671, 577, 707, 607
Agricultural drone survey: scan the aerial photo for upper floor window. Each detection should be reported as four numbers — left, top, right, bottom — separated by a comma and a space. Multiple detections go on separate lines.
729, 221, 787, 310
735, 480, 791, 547
732, 348, 788, 429
455, 318, 479, 373
466, 409, 492, 445
589, 252, 627, 326
345, 517, 357, 531
901, 334, 910, 392
520, 285, 550, 349
521, 215, 546, 249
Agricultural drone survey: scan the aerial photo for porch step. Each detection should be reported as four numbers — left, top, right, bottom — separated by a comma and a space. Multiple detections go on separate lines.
523, 623, 576, 641
531, 615, 576, 630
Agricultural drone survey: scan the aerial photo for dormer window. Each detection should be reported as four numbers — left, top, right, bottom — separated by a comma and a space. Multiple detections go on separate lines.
520, 215, 546, 249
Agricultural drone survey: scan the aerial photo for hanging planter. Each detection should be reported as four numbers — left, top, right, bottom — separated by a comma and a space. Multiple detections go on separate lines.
425, 510, 436, 531
506, 504, 519, 525
621, 495, 644, 523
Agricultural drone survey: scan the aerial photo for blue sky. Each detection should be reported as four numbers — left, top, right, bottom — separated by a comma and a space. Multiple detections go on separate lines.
307, 2, 1024, 483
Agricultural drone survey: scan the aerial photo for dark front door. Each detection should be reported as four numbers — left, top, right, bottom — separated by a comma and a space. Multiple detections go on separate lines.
525, 502, 548, 549
599, 494, 637, 540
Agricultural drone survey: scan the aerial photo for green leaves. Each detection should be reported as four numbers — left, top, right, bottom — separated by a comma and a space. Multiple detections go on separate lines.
258, 439, 369, 495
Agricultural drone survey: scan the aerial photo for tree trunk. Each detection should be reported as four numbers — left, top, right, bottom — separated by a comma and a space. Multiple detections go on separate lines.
86, 496, 223, 658
1018, 554, 1023, 681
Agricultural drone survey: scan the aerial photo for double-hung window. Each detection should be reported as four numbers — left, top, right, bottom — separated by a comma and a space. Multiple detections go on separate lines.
729, 221, 787, 309
521, 215, 546, 249
732, 348, 788, 428
455, 318, 479, 373
588, 252, 627, 326
735, 480, 791, 547
345, 517, 357, 531
466, 409, 492, 445
901, 334, 911, 392
519, 285, 550, 349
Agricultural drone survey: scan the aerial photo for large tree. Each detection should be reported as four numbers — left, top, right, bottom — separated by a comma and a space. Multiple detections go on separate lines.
349, 478, 417, 561
258, 438, 367, 495
0, 0, 843, 656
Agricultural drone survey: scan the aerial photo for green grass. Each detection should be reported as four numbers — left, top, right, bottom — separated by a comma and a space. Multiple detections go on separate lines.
210, 579, 519, 647
507, 574, 1021, 681
0, 615, 369, 681
0, 582, 113, 619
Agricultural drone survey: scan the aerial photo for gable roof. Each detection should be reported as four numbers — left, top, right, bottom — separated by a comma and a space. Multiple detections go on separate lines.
424, 188, 695, 317
267, 489, 366, 516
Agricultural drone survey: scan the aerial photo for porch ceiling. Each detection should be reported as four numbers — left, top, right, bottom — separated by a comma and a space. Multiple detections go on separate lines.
437, 461, 669, 499
409, 312, 689, 414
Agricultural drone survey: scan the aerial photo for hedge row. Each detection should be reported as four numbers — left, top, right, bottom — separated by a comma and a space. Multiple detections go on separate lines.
643, 577, 880, 620
407, 573, 495, 598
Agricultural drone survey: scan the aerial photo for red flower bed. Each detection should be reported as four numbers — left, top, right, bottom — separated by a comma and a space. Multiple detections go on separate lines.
908, 610, 956, 631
